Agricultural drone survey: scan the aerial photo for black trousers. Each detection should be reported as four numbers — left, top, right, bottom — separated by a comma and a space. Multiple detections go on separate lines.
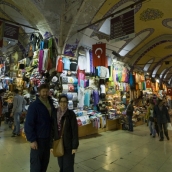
158, 123, 168, 139
58, 150, 75, 172
30, 138, 50, 172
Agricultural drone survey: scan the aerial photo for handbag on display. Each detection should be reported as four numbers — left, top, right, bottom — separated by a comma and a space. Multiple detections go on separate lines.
52, 119, 66, 157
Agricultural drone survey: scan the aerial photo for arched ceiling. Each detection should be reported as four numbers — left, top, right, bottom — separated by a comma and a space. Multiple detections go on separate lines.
0, 0, 172, 82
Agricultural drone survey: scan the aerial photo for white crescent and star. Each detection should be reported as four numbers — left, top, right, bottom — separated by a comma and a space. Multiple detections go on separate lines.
95, 48, 103, 58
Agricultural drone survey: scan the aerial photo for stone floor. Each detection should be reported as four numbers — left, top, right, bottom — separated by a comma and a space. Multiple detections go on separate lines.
0, 123, 172, 172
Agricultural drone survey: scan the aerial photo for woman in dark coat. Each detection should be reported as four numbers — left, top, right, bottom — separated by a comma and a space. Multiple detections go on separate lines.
50, 95, 79, 172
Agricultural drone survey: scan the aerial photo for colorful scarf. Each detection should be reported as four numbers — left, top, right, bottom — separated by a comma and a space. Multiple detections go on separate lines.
57, 107, 67, 132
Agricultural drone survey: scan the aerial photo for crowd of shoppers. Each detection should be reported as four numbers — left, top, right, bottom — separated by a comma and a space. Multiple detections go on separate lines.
146, 97, 171, 141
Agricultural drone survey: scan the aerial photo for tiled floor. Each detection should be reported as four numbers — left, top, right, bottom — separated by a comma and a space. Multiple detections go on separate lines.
0, 123, 172, 172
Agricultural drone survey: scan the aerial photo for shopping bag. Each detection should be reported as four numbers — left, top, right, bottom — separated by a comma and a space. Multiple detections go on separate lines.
53, 137, 64, 157
167, 123, 172, 130
52, 119, 66, 157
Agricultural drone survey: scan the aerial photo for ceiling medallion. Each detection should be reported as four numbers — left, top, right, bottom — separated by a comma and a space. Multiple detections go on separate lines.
140, 8, 164, 21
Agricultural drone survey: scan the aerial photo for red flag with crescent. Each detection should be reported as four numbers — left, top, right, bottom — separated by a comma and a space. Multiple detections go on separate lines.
92, 43, 106, 67
167, 87, 172, 96
146, 79, 151, 88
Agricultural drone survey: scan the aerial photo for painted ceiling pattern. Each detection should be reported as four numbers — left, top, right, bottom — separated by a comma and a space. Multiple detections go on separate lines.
0, 0, 172, 81
140, 8, 164, 22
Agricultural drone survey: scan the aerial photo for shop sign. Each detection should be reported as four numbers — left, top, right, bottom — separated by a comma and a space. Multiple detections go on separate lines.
3, 23, 19, 45
110, 9, 135, 42
146, 79, 151, 88
167, 87, 172, 96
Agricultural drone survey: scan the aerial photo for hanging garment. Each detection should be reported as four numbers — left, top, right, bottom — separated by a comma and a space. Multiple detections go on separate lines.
100, 66, 109, 78
63, 57, 71, 70
93, 90, 99, 106
77, 68, 85, 87
118, 70, 122, 82
38, 50, 44, 72
100, 84, 106, 94
107, 56, 112, 67
48, 38, 53, 59
113, 69, 116, 83
86, 49, 90, 73
89, 50, 94, 73
129, 72, 134, 86
56, 57, 63, 73
70, 59, 77, 71
84, 91, 90, 107
42, 49, 49, 70
78, 87, 85, 108
78, 55, 87, 70
125, 70, 129, 83
108, 66, 113, 81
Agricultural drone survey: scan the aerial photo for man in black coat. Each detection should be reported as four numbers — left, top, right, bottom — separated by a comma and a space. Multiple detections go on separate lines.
25, 84, 54, 172
154, 98, 171, 141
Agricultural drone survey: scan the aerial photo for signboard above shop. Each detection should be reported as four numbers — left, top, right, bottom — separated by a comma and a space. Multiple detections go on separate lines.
0, 21, 19, 48
110, 9, 135, 42
3, 23, 19, 45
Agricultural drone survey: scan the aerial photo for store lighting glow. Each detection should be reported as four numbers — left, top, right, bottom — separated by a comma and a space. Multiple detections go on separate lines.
156, 79, 160, 83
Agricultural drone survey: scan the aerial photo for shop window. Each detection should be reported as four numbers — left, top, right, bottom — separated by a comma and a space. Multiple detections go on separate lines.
152, 65, 161, 78
143, 59, 154, 72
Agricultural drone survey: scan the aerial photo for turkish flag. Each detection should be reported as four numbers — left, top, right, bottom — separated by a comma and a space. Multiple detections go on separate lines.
92, 43, 106, 67
146, 79, 151, 88
167, 87, 172, 96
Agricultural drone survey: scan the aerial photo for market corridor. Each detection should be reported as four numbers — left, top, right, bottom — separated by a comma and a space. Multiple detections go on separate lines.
0, 124, 172, 172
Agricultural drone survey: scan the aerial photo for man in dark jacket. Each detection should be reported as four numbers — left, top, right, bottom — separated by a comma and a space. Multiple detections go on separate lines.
126, 100, 134, 132
154, 98, 171, 141
25, 84, 54, 172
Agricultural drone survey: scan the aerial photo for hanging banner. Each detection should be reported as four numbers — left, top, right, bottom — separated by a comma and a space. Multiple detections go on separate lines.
92, 43, 106, 67
167, 87, 172, 96
110, 9, 135, 42
3, 23, 19, 45
146, 79, 151, 88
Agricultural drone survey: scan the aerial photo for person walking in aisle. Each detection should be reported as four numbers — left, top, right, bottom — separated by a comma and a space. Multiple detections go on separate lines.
154, 98, 171, 141
0, 89, 5, 138
126, 100, 134, 132
50, 95, 79, 172
11, 89, 26, 137
146, 101, 156, 137
25, 84, 54, 172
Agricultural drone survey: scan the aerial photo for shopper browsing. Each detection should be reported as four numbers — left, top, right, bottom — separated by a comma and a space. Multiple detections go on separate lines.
154, 98, 171, 141
146, 101, 156, 137
11, 89, 26, 137
126, 100, 134, 132
50, 95, 79, 172
25, 84, 54, 172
